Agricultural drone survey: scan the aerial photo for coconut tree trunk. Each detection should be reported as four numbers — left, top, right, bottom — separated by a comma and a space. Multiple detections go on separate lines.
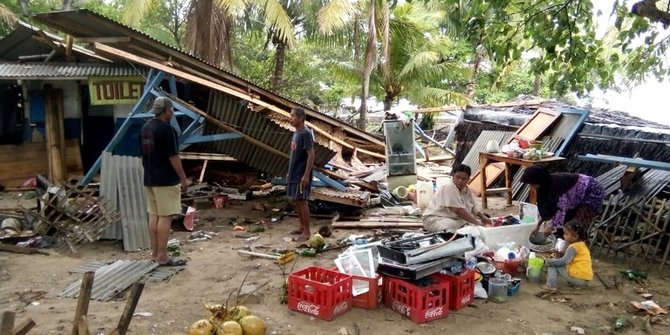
61, 0, 73, 10
18, 0, 29, 15
351, 13, 360, 105
359, 0, 378, 130
465, 46, 484, 99
383, 95, 393, 111
272, 38, 286, 92
533, 74, 542, 96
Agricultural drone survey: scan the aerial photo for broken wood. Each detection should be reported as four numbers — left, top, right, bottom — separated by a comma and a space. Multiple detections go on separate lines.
11, 318, 36, 335
0, 311, 14, 335
0, 244, 49, 255
111, 281, 144, 335
71, 272, 94, 335
332, 221, 424, 229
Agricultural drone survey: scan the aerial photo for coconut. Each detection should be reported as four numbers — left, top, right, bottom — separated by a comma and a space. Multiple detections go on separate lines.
238, 315, 266, 335
230, 305, 251, 321
217, 320, 243, 335
307, 233, 325, 249
188, 319, 214, 335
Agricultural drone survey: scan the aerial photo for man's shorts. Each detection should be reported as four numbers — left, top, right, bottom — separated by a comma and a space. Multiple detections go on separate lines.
287, 182, 311, 201
144, 185, 181, 216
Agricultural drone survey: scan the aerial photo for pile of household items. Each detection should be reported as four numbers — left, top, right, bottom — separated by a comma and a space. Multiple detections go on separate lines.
286, 203, 559, 323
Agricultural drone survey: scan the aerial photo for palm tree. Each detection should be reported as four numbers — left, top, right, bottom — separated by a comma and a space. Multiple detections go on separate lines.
122, 0, 294, 73
328, 2, 469, 112
318, 0, 390, 130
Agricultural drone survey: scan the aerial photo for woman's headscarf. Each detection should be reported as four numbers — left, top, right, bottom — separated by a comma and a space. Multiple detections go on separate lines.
521, 165, 579, 222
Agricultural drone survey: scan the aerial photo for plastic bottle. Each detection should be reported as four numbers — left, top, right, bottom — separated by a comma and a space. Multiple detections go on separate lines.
465, 257, 477, 270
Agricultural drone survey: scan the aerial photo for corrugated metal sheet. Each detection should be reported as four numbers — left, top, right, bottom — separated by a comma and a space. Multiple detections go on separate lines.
99, 152, 123, 240
0, 62, 144, 78
597, 165, 628, 197
31, 9, 386, 151
461, 131, 514, 172
0, 24, 52, 61
145, 266, 185, 282
68, 260, 114, 274
115, 155, 151, 251
204, 92, 336, 177
60, 260, 158, 301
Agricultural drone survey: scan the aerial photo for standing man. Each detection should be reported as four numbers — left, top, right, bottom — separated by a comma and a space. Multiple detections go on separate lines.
141, 96, 188, 266
287, 107, 315, 242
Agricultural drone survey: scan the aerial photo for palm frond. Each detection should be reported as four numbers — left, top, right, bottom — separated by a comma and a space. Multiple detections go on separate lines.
216, 0, 250, 15
122, 0, 156, 26
329, 61, 361, 83
317, 0, 358, 35
398, 51, 441, 78
0, 4, 17, 27
262, 0, 296, 47
415, 87, 470, 107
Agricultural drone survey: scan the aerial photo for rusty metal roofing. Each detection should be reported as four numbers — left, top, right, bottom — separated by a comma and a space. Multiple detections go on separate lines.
60, 260, 158, 301
31, 9, 385, 151
0, 21, 109, 62
0, 62, 144, 79
204, 92, 336, 177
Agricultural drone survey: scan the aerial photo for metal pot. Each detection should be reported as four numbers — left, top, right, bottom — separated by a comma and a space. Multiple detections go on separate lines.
555, 238, 568, 253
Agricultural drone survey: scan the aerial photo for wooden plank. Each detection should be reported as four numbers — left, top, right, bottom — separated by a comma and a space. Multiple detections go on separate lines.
71, 272, 94, 335
332, 221, 424, 229
0, 244, 49, 255
76, 316, 89, 335
179, 152, 237, 161
76, 36, 131, 43
469, 108, 561, 194
93, 43, 386, 160
11, 318, 36, 335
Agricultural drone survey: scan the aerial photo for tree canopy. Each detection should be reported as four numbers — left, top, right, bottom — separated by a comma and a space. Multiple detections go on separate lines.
0, 0, 668, 124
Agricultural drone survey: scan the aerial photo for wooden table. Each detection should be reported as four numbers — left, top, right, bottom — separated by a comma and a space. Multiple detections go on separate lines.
478, 152, 565, 209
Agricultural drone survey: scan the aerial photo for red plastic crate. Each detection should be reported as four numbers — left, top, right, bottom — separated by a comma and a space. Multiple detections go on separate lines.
331, 268, 382, 309
437, 270, 475, 311
382, 275, 450, 324
288, 267, 353, 321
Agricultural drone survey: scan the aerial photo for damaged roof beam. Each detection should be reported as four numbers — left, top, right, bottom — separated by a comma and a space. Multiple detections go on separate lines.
92, 42, 385, 160
181, 133, 242, 145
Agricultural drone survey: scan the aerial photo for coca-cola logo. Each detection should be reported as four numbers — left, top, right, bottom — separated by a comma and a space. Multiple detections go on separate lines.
391, 300, 411, 316
424, 306, 444, 319
461, 295, 472, 305
333, 301, 349, 316
296, 301, 320, 316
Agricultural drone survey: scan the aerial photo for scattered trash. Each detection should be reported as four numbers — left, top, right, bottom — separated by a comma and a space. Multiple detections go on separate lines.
188, 230, 217, 242
620, 269, 647, 280
570, 326, 585, 334
631, 300, 668, 316
248, 226, 266, 233
167, 239, 180, 257
133, 312, 153, 317
234, 225, 245, 231
614, 315, 628, 330
318, 225, 332, 237
641, 293, 653, 299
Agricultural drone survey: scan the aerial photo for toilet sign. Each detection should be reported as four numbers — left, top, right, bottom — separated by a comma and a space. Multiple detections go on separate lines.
88, 77, 145, 105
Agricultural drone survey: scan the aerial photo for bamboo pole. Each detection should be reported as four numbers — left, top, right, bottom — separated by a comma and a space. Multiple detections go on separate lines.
44, 85, 66, 183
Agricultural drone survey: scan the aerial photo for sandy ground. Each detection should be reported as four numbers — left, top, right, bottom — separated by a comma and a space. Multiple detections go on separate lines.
1, 192, 670, 335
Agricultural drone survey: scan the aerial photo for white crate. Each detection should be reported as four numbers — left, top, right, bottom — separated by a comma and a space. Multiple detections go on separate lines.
476, 220, 537, 249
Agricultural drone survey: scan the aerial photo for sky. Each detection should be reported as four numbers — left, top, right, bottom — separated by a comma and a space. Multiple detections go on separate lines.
587, 1, 670, 126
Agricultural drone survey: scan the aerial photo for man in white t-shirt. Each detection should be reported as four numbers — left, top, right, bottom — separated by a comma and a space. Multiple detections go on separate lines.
423, 164, 492, 232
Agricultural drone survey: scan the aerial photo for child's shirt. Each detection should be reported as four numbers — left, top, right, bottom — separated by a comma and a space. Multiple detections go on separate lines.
545, 241, 593, 281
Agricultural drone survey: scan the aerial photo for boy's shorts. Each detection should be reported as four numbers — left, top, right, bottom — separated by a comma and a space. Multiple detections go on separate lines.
144, 184, 181, 216
287, 182, 311, 201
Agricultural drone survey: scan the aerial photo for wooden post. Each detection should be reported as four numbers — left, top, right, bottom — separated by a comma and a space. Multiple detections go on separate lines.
44, 85, 66, 183
55, 89, 67, 179
480, 154, 488, 210
504, 162, 513, 207
110, 282, 144, 335
0, 311, 15, 335
198, 160, 208, 183
77, 316, 89, 335
71, 272, 95, 335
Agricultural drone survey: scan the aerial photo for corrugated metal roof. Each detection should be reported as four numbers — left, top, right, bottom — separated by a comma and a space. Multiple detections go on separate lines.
31, 9, 386, 151
60, 260, 158, 301
462, 131, 514, 172
204, 92, 336, 177
0, 62, 144, 78
68, 260, 114, 274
